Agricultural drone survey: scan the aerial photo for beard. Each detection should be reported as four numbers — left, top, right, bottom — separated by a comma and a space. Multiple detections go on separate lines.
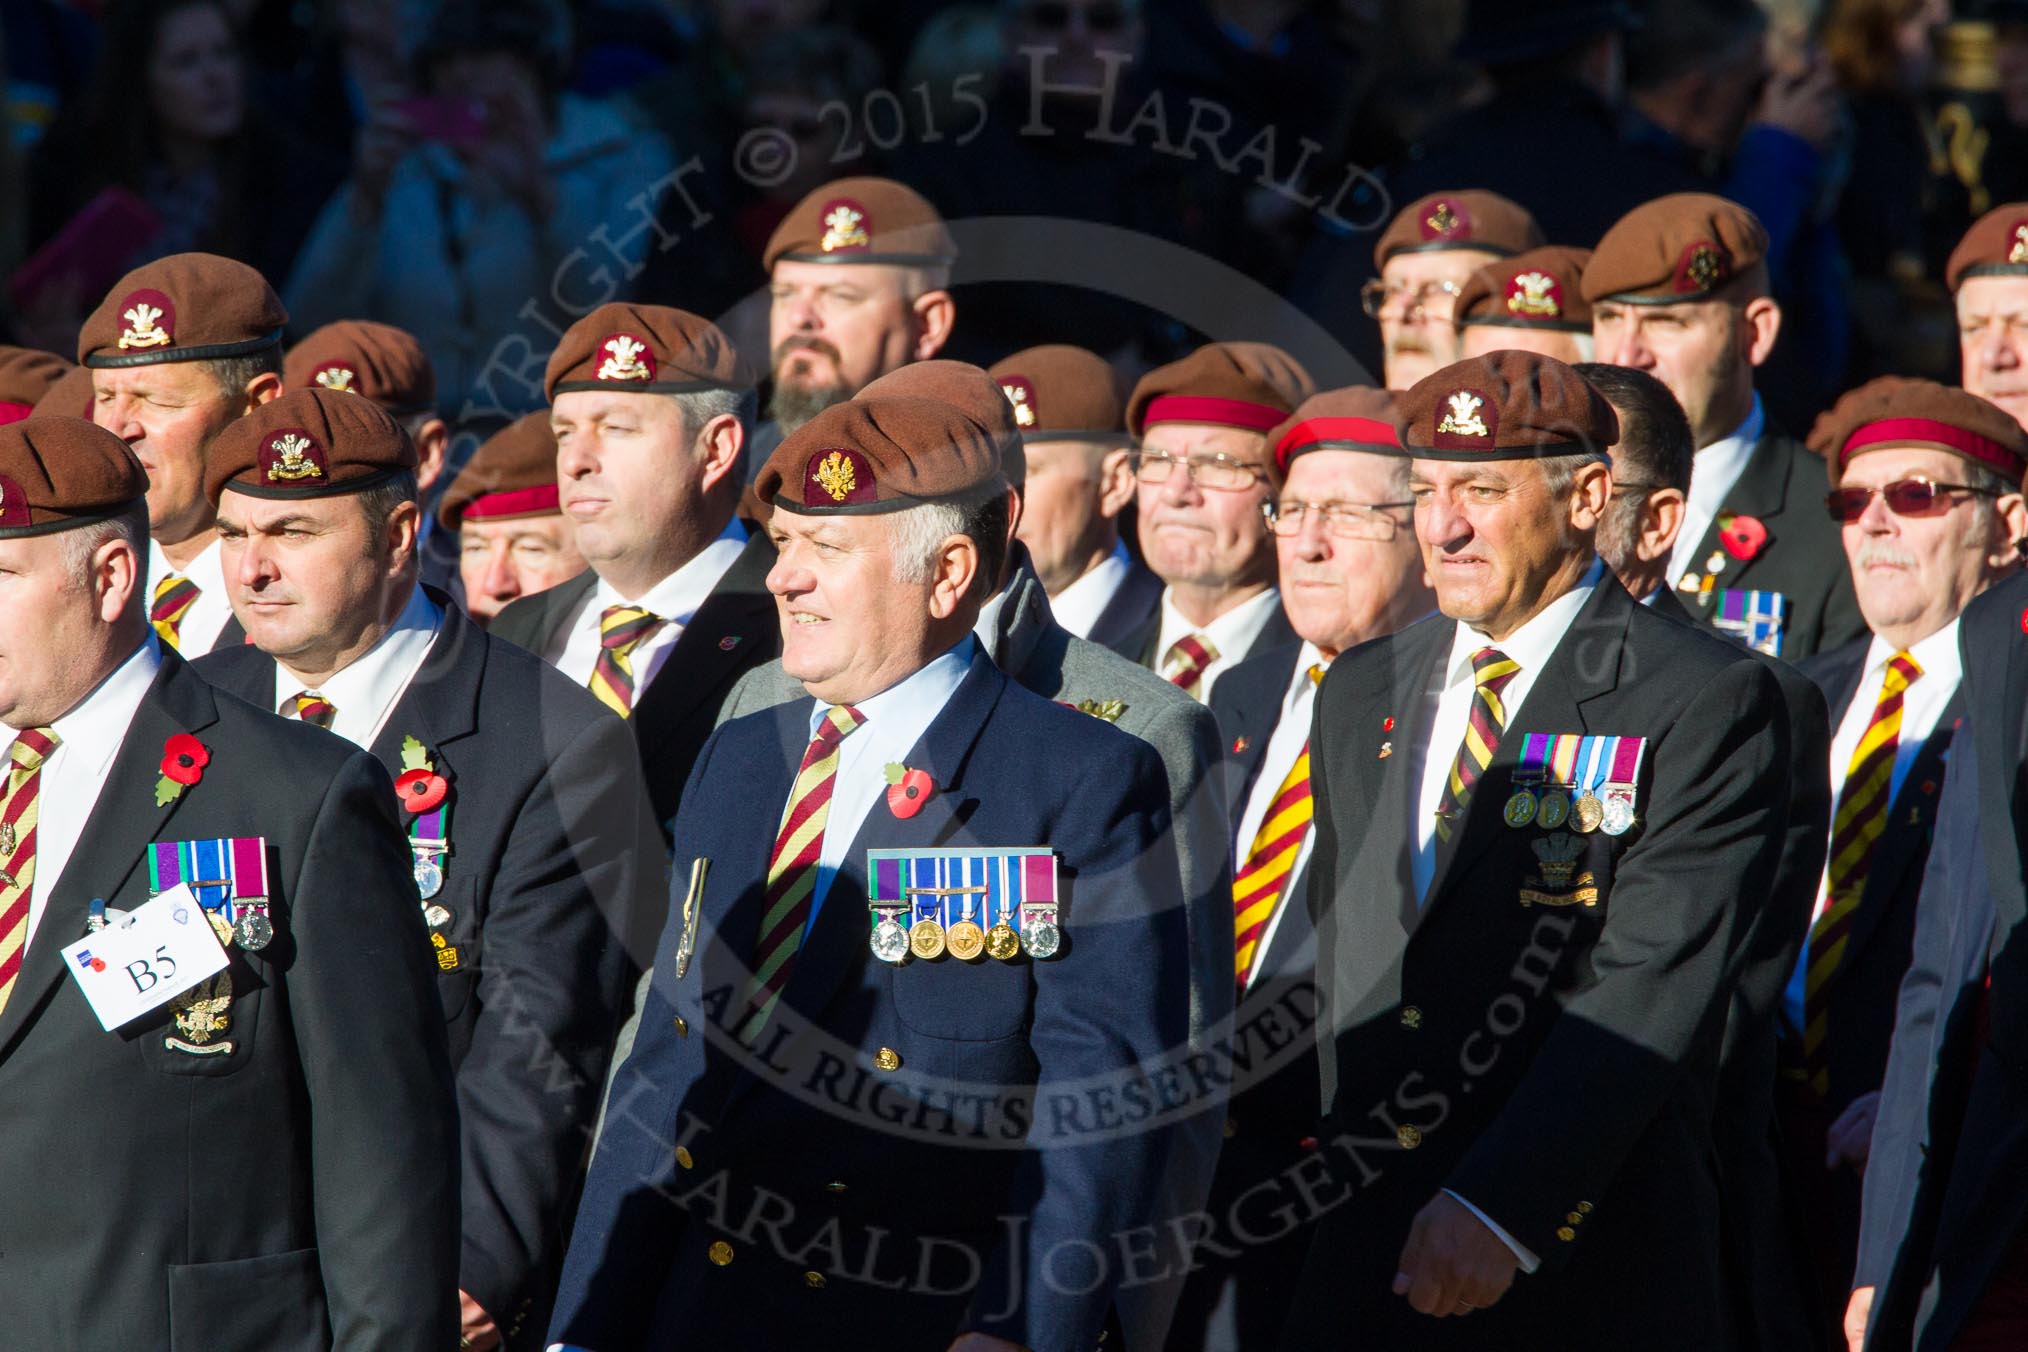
768, 337, 853, 433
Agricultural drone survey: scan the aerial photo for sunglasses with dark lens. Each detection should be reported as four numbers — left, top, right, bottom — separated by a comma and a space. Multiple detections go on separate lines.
1023, 1, 1130, 33
1825, 476, 2001, 523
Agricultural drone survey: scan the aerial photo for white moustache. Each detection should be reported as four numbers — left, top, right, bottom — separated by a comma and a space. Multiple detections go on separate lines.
1856, 546, 1919, 570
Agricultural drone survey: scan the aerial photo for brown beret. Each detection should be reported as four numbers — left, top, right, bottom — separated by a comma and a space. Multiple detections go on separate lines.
1127, 341, 1315, 438
283, 320, 437, 415
1946, 203, 2028, 292
763, 176, 957, 272
28, 364, 95, 421
0, 347, 76, 424
0, 415, 148, 538
1373, 191, 1546, 270
1397, 350, 1619, 460
78, 252, 287, 368
1267, 386, 1402, 473
544, 302, 754, 401
859, 360, 1022, 486
1806, 376, 2028, 476
1582, 193, 1769, 305
757, 393, 1005, 515
986, 345, 1128, 443
1456, 247, 1595, 333
437, 412, 560, 531
206, 387, 418, 503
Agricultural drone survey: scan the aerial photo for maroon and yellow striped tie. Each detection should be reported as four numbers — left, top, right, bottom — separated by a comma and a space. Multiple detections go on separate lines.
0, 728, 59, 1015
1161, 633, 1219, 699
1233, 663, 1326, 992
734, 704, 867, 1044
289, 692, 337, 730
589, 605, 666, 717
1803, 651, 1921, 1098
1433, 647, 1521, 843
150, 574, 200, 651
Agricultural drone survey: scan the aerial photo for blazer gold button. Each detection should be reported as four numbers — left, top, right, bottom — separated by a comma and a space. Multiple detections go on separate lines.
1396, 1125, 1421, 1149
1224, 1118, 1238, 1139
1556, 1226, 1576, 1242
824, 1181, 848, 1194
672, 1015, 688, 1037
675, 1146, 694, 1170
708, 1241, 734, 1266
1400, 1006, 1422, 1029
1566, 1211, 1582, 1224
1577, 1201, 1593, 1214
804, 1270, 826, 1289
874, 1047, 901, 1072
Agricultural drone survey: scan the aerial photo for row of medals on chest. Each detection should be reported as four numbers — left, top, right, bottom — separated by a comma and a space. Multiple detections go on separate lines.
870, 887, 1061, 966
1502, 777, 1636, 837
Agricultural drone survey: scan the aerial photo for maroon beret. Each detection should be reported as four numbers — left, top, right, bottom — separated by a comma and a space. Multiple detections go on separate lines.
1373, 191, 1545, 270
1583, 194, 1769, 304
1456, 247, 1594, 333
1127, 341, 1314, 438
763, 176, 957, 271
0, 415, 148, 537
1396, 351, 1619, 460
1807, 377, 2028, 477
1267, 386, 1402, 473
987, 345, 1128, 442
79, 252, 287, 368
757, 393, 1005, 515
0, 347, 76, 425
283, 320, 437, 415
437, 412, 560, 531
28, 364, 94, 422
206, 387, 418, 503
544, 302, 754, 401
1946, 203, 2028, 292
859, 360, 1023, 486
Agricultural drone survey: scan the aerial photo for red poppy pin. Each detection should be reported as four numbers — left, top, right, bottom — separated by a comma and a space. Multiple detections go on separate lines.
1718, 512, 1767, 562
883, 762, 934, 819
395, 735, 449, 814
156, 733, 210, 806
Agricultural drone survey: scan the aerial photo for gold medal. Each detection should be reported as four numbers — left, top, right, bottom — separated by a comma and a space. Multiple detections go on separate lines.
909, 918, 947, 960
986, 922, 1020, 960
947, 920, 986, 961
207, 911, 236, 949
1572, 794, 1604, 834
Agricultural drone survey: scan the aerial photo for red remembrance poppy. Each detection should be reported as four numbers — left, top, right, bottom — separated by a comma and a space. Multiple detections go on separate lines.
395, 767, 449, 814
885, 766, 934, 819
1719, 513, 1767, 561
160, 733, 209, 786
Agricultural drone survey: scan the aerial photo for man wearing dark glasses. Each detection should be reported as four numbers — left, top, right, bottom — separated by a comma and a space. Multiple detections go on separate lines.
1782, 378, 2028, 1347
1587, 193, 1865, 661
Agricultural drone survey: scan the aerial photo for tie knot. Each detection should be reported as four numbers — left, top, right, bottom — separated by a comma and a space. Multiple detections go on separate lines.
599, 605, 663, 651
9, 728, 57, 772
816, 704, 866, 748
1885, 651, 1922, 691
1166, 634, 1218, 669
1470, 646, 1519, 690
1306, 662, 1327, 687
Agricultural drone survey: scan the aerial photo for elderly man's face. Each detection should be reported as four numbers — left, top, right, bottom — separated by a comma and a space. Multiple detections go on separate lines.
1274, 449, 1430, 654
1837, 446, 2024, 646
766, 508, 975, 704
458, 514, 585, 625
1958, 276, 2028, 430
0, 529, 141, 728
1410, 456, 1608, 640
1378, 249, 1498, 390
1134, 423, 1276, 593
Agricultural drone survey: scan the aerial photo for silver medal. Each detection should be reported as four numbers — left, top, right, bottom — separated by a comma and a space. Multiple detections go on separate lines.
1024, 920, 1062, 960
870, 917, 909, 964
413, 852, 443, 899
233, 911, 274, 951
1601, 795, 1636, 837
423, 903, 452, 930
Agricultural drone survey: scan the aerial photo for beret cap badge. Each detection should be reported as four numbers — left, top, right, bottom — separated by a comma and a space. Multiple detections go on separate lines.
263, 430, 326, 484
813, 449, 860, 502
596, 334, 655, 383
313, 364, 357, 393
2011, 222, 2028, 265
1423, 200, 1462, 239
1505, 271, 1561, 318
821, 200, 872, 254
1000, 377, 1038, 428
1437, 391, 1490, 438
118, 291, 175, 350
1678, 242, 1730, 294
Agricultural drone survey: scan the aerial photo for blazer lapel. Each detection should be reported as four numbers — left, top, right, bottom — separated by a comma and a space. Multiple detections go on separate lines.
1839, 694, 1965, 981
0, 656, 221, 1057
632, 533, 779, 764
1350, 620, 1447, 934
1683, 432, 1790, 604
367, 597, 483, 772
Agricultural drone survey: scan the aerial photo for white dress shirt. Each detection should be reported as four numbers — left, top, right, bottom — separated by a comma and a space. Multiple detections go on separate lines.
802, 638, 974, 932
274, 585, 444, 749
146, 535, 232, 655
1154, 585, 1283, 703
1781, 621, 1963, 1033
545, 519, 748, 694
1048, 542, 1132, 640
17, 636, 163, 953
1232, 641, 1326, 990
1666, 393, 1764, 586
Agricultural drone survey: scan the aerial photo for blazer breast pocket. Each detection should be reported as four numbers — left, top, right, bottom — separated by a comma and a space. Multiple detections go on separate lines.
146, 967, 262, 1077
168, 1246, 329, 1352
888, 955, 1032, 1043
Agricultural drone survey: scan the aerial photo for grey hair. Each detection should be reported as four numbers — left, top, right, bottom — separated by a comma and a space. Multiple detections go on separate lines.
62, 503, 150, 624
1538, 451, 1608, 501
673, 386, 758, 437
888, 483, 1011, 604
198, 348, 283, 404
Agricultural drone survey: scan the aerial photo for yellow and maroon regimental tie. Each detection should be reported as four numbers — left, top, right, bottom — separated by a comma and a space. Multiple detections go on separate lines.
150, 574, 200, 651
734, 704, 867, 1045
289, 691, 337, 730
589, 604, 667, 717
1803, 651, 1921, 1098
1433, 647, 1521, 843
1161, 633, 1219, 699
0, 728, 59, 1015
1233, 663, 1326, 993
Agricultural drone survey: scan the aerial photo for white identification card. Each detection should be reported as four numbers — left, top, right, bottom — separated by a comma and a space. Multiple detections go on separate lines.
61, 883, 229, 1031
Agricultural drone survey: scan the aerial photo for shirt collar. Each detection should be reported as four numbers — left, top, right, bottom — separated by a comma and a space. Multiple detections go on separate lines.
1862, 618, 1963, 692
36, 635, 164, 776
806, 636, 976, 737
591, 517, 748, 628
148, 534, 224, 590
1157, 585, 1282, 658
279, 584, 442, 713
1284, 639, 1329, 713
1443, 556, 1605, 688
1687, 393, 1764, 499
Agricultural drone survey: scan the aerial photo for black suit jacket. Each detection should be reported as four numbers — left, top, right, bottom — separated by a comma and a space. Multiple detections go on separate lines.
1114, 589, 1300, 681
487, 532, 781, 844
1087, 558, 1163, 656
195, 597, 656, 1348
0, 651, 459, 1349
1286, 577, 1792, 1352
1672, 432, 1866, 662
